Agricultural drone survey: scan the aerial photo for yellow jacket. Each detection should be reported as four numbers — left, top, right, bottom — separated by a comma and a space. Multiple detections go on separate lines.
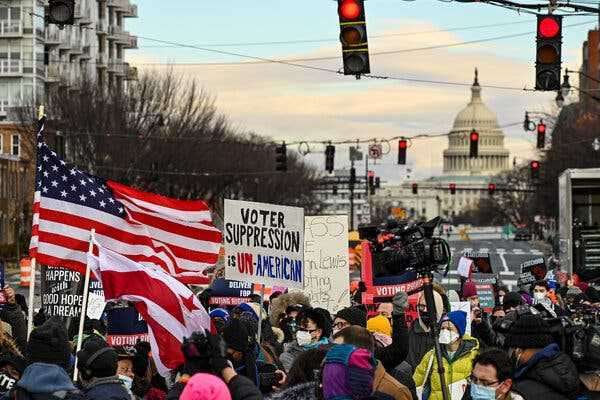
413, 336, 480, 400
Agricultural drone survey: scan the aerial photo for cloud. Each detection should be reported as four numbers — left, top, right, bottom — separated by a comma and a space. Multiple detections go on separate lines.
128, 19, 555, 183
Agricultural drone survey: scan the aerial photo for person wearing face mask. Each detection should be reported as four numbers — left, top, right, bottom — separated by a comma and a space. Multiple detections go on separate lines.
462, 282, 496, 348
505, 313, 579, 400
279, 308, 331, 373
413, 311, 480, 400
530, 281, 563, 317
461, 349, 524, 400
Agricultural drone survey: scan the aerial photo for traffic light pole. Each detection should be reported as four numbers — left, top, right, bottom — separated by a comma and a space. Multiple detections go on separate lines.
350, 158, 355, 231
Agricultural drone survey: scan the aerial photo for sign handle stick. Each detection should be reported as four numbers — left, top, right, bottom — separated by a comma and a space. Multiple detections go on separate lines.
26, 257, 36, 339
73, 228, 95, 382
257, 285, 265, 344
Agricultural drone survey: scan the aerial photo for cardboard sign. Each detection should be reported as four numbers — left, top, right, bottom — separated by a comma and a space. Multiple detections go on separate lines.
86, 292, 106, 320
518, 258, 546, 287
302, 216, 350, 313
224, 199, 304, 289
470, 273, 498, 286
450, 301, 472, 336
464, 252, 493, 274
106, 305, 149, 350
209, 278, 253, 306
457, 257, 473, 279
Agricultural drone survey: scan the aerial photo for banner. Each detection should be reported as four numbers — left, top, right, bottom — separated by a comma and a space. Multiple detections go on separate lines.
518, 258, 546, 287
224, 199, 305, 289
209, 278, 253, 306
302, 216, 350, 314
106, 305, 149, 350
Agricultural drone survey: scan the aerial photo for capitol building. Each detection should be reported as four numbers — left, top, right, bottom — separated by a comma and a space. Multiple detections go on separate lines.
373, 69, 511, 221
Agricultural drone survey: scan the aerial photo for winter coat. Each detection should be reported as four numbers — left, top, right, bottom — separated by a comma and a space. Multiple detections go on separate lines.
375, 313, 409, 373
404, 321, 435, 372
0, 304, 27, 354
374, 361, 412, 400
83, 376, 133, 400
413, 336, 480, 400
461, 386, 525, 400
511, 344, 579, 400
279, 339, 329, 373
268, 382, 318, 400
3, 363, 85, 400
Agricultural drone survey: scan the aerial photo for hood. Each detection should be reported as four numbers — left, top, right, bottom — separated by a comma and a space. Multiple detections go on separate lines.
17, 363, 76, 394
515, 344, 579, 395
268, 382, 317, 400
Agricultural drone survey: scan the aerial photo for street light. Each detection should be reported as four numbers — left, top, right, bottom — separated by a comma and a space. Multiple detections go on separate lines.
560, 72, 571, 98
555, 91, 565, 108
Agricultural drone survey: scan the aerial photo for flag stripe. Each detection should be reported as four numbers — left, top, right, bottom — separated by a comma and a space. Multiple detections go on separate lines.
137, 302, 184, 372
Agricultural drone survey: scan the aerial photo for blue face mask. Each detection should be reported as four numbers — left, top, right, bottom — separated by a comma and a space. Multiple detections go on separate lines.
470, 383, 497, 400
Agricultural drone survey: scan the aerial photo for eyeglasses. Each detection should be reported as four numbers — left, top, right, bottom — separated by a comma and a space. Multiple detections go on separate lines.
333, 321, 349, 330
467, 375, 500, 388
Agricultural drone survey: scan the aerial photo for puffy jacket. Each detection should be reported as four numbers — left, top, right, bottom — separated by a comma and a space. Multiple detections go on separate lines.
83, 376, 133, 400
413, 336, 480, 400
375, 313, 409, 373
404, 321, 435, 372
511, 344, 579, 400
374, 361, 412, 400
4, 363, 85, 400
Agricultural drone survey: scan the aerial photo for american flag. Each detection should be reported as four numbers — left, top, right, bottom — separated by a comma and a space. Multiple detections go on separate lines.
30, 121, 222, 283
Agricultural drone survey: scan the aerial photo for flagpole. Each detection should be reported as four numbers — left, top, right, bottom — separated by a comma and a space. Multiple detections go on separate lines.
257, 285, 265, 345
26, 258, 36, 339
27, 106, 45, 339
73, 228, 95, 382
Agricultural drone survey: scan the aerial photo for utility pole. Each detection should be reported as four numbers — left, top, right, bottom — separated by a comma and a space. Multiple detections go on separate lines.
350, 159, 355, 231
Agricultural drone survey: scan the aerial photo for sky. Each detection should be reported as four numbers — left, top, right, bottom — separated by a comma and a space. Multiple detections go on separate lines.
126, 1, 598, 183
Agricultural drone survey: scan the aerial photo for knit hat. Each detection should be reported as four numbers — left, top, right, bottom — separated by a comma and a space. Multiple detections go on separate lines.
444, 311, 467, 337
180, 373, 232, 400
76, 337, 118, 379
503, 292, 523, 310
335, 307, 367, 328
462, 282, 478, 299
0, 352, 26, 375
26, 317, 71, 369
367, 315, 392, 337
506, 313, 553, 349
321, 344, 376, 400
237, 302, 265, 321
210, 308, 230, 321
223, 319, 250, 353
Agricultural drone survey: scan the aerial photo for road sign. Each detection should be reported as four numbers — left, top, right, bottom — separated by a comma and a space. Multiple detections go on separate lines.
368, 144, 382, 159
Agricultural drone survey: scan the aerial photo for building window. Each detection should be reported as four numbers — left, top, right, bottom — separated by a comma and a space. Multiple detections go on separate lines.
11, 134, 18, 156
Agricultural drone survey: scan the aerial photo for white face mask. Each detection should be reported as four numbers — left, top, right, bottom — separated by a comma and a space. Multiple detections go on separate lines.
533, 292, 546, 301
296, 330, 313, 347
498, 296, 504, 305
438, 329, 459, 345
119, 375, 133, 391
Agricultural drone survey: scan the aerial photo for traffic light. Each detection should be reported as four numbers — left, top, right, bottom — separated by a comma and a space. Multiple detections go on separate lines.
470, 130, 479, 158
535, 14, 562, 91
275, 142, 287, 172
488, 183, 496, 196
449, 183, 456, 195
375, 177, 380, 189
368, 174, 374, 188
47, 0, 75, 25
325, 144, 335, 173
412, 183, 418, 195
337, 0, 370, 76
398, 139, 408, 165
350, 167, 356, 189
536, 121, 546, 149
530, 160, 540, 180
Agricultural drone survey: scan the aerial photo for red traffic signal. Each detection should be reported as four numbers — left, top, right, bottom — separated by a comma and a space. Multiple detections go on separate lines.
536, 14, 562, 91
531, 160, 540, 170
537, 122, 546, 134
530, 160, 541, 179
398, 139, 408, 165
470, 129, 479, 158
412, 183, 418, 195
339, 0, 361, 20
488, 183, 496, 195
537, 122, 546, 149
337, 0, 370, 76
449, 183, 456, 195
538, 16, 561, 38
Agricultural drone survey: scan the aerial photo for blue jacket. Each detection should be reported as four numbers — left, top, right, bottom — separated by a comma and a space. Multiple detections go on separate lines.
83, 377, 132, 400
3, 363, 84, 399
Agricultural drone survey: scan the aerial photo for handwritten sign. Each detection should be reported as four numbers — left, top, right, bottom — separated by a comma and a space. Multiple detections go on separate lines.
301, 216, 349, 313
86, 292, 106, 320
224, 200, 304, 289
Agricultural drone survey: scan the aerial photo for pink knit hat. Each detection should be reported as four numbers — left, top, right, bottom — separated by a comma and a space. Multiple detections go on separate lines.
180, 373, 232, 400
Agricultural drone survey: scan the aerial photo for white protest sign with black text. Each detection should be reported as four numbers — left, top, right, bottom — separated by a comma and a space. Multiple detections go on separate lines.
224, 199, 304, 289
302, 216, 350, 313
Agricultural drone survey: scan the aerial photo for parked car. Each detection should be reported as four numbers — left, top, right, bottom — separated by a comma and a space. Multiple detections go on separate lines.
514, 228, 532, 241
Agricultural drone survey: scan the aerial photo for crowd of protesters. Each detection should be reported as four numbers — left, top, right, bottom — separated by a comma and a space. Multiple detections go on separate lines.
0, 270, 596, 400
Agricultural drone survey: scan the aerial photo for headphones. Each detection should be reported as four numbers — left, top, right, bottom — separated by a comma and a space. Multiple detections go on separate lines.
81, 347, 116, 381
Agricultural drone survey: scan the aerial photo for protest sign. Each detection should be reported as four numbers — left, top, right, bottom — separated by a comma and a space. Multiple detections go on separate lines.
450, 301, 472, 336
209, 278, 253, 306
469, 274, 496, 312
86, 292, 106, 320
457, 257, 473, 279
302, 216, 350, 313
404, 294, 421, 328
463, 252, 493, 274
106, 305, 149, 350
224, 199, 305, 289
518, 258, 546, 287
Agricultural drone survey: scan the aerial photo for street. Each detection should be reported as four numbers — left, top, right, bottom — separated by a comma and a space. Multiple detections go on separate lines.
441, 237, 549, 292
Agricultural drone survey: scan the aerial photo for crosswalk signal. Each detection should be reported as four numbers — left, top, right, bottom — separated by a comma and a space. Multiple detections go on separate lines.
325, 144, 336, 173
412, 183, 418, 195
536, 121, 546, 149
470, 130, 479, 158
337, 0, 370, 76
47, 0, 75, 25
275, 142, 287, 172
488, 183, 496, 196
398, 139, 408, 165
536, 14, 562, 91
449, 183, 456, 195
530, 160, 540, 180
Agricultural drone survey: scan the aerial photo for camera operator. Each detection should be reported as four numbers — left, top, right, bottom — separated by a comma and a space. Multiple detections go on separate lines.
166, 329, 262, 400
